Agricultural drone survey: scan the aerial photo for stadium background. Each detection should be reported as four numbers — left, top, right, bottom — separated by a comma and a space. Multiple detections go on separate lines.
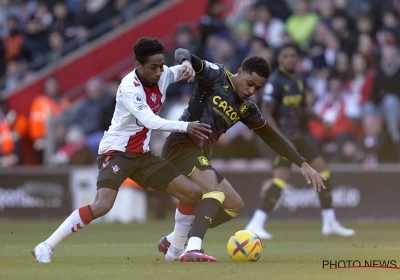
0, 0, 399, 222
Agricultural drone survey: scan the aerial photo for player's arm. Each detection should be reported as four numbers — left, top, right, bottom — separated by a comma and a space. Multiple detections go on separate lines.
175, 48, 203, 73
122, 86, 211, 138
253, 122, 305, 167
253, 123, 325, 192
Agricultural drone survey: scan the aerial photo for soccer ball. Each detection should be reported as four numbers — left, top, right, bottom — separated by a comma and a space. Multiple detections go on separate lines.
227, 230, 263, 262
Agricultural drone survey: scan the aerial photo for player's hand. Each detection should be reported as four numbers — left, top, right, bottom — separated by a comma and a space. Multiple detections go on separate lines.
300, 162, 326, 192
187, 122, 211, 140
182, 60, 195, 82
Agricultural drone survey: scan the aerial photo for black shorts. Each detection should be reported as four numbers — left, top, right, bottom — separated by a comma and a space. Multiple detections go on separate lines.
96, 150, 182, 191
273, 134, 320, 168
162, 133, 225, 184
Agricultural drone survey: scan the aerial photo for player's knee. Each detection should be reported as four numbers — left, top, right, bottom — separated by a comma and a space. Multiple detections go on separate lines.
231, 197, 244, 213
184, 187, 202, 205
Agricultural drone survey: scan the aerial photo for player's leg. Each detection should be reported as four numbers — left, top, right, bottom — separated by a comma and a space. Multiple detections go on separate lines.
209, 177, 244, 228
245, 160, 291, 239
178, 168, 224, 262
160, 136, 223, 261
33, 182, 119, 263
308, 156, 355, 237
33, 152, 131, 263
297, 135, 355, 237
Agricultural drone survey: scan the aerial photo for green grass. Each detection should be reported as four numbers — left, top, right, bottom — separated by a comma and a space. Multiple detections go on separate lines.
0, 219, 399, 280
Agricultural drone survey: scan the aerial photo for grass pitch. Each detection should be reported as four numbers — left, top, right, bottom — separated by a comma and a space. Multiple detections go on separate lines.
1, 219, 399, 280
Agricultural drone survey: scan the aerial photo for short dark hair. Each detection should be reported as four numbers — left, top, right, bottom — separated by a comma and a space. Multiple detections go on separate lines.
277, 43, 300, 56
133, 37, 164, 64
241, 56, 271, 79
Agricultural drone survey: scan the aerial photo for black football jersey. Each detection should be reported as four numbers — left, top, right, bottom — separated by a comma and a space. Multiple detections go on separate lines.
179, 60, 266, 158
262, 67, 306, 140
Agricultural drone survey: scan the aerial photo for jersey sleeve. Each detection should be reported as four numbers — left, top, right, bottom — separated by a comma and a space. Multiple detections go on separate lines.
196, 60, 223, 86
164, 65, 185, 84
262, 80, 281, 104
121, 83, 188, 133
240, 101, 267, 130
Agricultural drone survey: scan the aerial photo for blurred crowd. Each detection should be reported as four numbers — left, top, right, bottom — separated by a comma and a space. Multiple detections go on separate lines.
1, 0, 400, 169
0, 0, 165, 94
161, 0, 400, 167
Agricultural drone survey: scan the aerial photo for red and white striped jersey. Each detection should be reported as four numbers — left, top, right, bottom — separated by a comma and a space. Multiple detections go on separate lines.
98, 65, 188, 154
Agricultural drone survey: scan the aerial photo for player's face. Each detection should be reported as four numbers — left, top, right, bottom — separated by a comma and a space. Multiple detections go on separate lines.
278, 47, 298, 72
236, 69, 267, 99
136, 54, 164, 86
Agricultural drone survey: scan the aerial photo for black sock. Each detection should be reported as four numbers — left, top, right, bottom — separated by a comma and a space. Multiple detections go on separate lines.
318, 178, 332, 209
260, 183, 282, 213
189, 191, 224, 239
209, 208, 238, 228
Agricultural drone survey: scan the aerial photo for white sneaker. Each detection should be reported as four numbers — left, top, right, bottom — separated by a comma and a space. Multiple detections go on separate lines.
245, 226, 273, 239
33, 242, 53, 263
322, 221, 355, 237
165, 247, 185, 262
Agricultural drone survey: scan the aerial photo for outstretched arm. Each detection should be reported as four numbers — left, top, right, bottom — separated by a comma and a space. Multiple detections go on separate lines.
253, 123, 326, 191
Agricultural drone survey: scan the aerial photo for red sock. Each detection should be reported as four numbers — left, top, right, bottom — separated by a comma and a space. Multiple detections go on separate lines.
177, 202, 196, 215
79, 205, 95, 225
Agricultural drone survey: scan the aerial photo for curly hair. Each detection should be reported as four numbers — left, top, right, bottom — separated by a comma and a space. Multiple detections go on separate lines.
133, 37, 164, 64
241, 56, 271, 79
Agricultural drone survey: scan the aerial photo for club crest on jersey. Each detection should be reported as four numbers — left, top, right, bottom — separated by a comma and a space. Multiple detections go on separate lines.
150, 93, 157, 103
111, 165, 120, 174
239, 102, 250, 114
197, 156, 210, 166
133, 93, 142, 104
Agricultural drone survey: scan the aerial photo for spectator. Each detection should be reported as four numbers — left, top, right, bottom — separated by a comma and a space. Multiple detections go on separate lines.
369, 45, 400, 157
344, 52, 375, 113
47, 31, 66, 65
100, 78, 119, 132
48, 123, 92, 165
358, 113, 399, 167
376, 11, 400, 48
198, 0, 227, 56
63, 77, 106, 158
21, 17, 50, 69
29, 76, 69, 163
51, 1, 77, 41
356, 33, 379, 67
165, 25, 197, 66
3, 15, 23, 64
330, 10, 355, 54
285, 0, 319, 50
309, 74, 361, 162
0, 99, 23, 167
252, 2, 285, 48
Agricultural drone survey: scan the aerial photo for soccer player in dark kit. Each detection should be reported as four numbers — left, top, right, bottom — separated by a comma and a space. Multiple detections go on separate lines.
245, 43, 355, 239
157, 47, 326, 262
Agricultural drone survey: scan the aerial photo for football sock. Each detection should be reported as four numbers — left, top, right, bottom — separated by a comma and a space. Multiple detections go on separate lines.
246, 209, 268, 229
321, 208, 336, 227
169, 205, 194, 252
318, 170, 332, 209
45, 205, 95, 248
260, 178, 285, 213
209, 208, 239, 228
187, 191, 225, 250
